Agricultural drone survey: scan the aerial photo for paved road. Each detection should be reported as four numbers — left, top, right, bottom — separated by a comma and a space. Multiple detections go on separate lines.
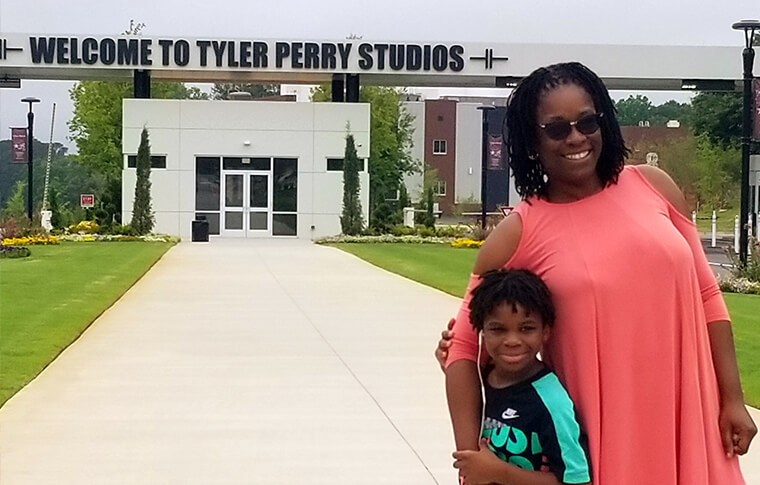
0, 239, 757, 484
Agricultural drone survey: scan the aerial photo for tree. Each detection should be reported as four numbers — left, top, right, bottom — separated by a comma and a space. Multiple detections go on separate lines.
340, 133, 363, 235
693, 135, 741, 209
131, 128, 155, 235
615, 96, 692, 128
68, 80, 191, 225
650, 100, 692, 127
422, 185, 435, 229
47, 186, 64, 229
210, 83, 279, 100
615, 95, 654, 126
691, 92, 743, 149
1, 181, 26, 220
312, 85, 419, 231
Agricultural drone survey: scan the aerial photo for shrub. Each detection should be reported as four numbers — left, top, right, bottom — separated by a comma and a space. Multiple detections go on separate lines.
726, 237, 760, 283
0, 245, 31, 259
435, 225, 470, 238
107, 224, 137, 236
390, 225, 417, 237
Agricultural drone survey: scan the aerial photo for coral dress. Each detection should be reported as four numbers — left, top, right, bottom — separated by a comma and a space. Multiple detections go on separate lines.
447, 166, 746, 484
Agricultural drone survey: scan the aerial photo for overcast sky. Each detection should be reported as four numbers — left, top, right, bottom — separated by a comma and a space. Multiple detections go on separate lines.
0, 0, 757, 151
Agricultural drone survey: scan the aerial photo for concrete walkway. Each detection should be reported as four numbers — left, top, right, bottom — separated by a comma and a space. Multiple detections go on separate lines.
1, 239, 758, 484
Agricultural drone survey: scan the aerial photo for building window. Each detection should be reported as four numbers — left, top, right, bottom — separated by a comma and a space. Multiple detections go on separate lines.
433, 140, 447, 155
433, 180, 447, 196
223, 157, 271, 170
273, 158, 298, 236
326, 158, 365, 171
126, 155, 167, 168
385, 189, 399, 201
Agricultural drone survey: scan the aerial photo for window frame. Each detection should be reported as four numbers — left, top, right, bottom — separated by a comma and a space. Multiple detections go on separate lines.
433, 139, 447, 155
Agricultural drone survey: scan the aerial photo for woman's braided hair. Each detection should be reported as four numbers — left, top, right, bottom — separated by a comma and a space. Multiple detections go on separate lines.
504, 62, 630, 199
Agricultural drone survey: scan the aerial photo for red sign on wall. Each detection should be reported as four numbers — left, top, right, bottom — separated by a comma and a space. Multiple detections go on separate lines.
11, 127, 27, 163
80, 194, 95, 208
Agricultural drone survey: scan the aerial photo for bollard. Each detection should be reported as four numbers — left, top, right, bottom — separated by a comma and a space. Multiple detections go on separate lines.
711, 210, 717, 248
735, 215, 740, 254
749, 218, 754, 256
403, 207, 415, 228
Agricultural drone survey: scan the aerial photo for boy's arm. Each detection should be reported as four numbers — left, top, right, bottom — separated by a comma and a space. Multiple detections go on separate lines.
453, 440, 590, 485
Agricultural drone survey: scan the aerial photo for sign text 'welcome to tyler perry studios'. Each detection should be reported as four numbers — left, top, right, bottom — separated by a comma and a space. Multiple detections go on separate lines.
25, 37, 467, 72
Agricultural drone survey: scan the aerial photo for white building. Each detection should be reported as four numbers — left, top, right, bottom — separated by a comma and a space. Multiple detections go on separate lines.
122, 99, 370, 240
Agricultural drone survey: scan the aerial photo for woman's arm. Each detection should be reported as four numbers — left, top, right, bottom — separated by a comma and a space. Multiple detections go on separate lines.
708, 320, 757, 455
637, 165, 757, 455
445, 214, 523, 451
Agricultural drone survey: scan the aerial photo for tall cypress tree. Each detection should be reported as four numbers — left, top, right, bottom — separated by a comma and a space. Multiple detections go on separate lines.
340, 133, 364, 235
131, 128, 155, 235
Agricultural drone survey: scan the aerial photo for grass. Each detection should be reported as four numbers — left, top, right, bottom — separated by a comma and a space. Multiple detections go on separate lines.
0, 241, 174, 407
695, 206, 739, 234
725, 293, 760, 408
332, 243, 760, 407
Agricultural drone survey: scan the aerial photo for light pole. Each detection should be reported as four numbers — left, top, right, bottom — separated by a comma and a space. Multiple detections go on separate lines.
732, 19, 759, 265
21, 97, 40, 222
478, 105, 495, 230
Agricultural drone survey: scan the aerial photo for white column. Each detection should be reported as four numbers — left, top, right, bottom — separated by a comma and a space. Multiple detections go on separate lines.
711, 210, 717, 248
749, 218, 754, 256
735, 215, 740, 254
403, 207, 415, 228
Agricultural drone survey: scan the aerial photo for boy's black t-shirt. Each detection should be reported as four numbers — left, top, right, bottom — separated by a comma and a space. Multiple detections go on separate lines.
483, 367, 591, 484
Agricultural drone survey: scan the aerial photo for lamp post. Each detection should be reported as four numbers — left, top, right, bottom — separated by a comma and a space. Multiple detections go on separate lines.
732, 19, 759, 265
21, 97, 40, 222
478, 105, 495, 230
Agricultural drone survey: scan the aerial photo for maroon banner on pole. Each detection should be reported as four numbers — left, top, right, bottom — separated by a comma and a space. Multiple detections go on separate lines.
487, 134, 504, 170
753, 78, 760, 141
11, 127, 27, 163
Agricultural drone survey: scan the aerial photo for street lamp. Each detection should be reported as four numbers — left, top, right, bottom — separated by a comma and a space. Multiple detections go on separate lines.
732, 19, 759, 265
478, 105, 496, 230
21, 97, 40, 222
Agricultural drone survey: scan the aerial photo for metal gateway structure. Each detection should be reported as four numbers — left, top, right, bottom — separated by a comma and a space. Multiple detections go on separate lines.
1, 33, 757, 240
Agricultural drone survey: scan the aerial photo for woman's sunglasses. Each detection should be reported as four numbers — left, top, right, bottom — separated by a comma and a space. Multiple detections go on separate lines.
538, 112, 604, 141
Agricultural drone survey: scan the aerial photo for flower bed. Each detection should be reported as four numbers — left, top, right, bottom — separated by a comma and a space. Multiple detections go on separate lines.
1, 235, 60, 246
450, 238, 484, 249
717, 274, 760, 295
316, 234, 454, 245
58, 234, 179, 243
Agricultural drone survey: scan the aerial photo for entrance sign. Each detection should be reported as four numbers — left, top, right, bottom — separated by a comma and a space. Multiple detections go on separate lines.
80, 194, 95, 208
10, 127, 26, 163
0, 33, 742, 90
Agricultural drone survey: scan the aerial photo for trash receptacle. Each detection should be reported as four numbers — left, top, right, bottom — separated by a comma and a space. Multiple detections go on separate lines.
191, 219, 209, 242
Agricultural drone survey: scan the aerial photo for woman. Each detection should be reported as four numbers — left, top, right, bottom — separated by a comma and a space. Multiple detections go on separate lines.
438, 62, 756, 484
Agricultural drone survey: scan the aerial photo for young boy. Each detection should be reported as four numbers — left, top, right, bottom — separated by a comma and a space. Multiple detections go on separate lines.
452, 269, 591, 485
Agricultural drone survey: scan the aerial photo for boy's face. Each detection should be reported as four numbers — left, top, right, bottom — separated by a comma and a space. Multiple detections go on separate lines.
482, 302, 550, 378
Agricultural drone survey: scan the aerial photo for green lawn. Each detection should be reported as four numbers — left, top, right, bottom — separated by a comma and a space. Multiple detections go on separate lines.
0, 241, 174, 406
695, 206, 739, 234
332, 243, 760, 407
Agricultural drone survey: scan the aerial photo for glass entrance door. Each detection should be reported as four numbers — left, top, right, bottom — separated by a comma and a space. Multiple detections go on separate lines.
222, 171, 270, 237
